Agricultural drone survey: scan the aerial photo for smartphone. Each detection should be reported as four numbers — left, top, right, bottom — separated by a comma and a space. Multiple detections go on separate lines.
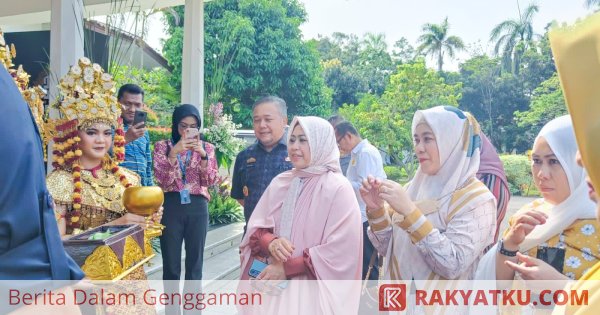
248, 258, 268, 278
132, 110, 147, 128
185, 127, 200, 140
536, 246, 565, 273
248, 259, 288, 290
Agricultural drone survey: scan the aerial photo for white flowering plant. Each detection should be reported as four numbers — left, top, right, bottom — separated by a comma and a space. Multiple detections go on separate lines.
203, 102, 245, 172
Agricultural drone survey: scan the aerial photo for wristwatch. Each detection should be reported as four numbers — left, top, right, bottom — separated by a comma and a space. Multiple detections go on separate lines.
497, 239, 518, 257
200, 142, 209, 160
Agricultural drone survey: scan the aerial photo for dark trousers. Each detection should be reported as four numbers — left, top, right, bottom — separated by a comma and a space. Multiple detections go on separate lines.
161, 192, 208, 315
362, 221, 379, 281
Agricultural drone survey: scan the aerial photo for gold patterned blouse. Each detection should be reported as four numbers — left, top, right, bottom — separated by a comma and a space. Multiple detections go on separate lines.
505, 199, 600, 280
518, 218, 600, 280
47, 168, 140, 232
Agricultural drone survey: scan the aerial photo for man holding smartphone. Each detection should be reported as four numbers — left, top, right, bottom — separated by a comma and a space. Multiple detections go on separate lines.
118, 84, 154, 186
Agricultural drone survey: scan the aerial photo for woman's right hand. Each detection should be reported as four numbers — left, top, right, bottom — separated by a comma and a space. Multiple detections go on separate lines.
170, 139, 186, 157
107, 213, 147, 226
360, 175, 385, 212
268, 237, 295, 262
169, 138, 195, 159
503, 209, 548, 250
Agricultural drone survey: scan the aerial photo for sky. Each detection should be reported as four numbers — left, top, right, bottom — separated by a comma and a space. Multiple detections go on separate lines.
145, 0, 595, 71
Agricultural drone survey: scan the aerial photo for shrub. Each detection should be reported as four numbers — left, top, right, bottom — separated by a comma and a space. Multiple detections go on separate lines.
384, 165, 405, 183
208, 176, 244, 225
209, 192, 244, 225
146, 107, 159, 125
148, 127, 171, 145
499, 154, 539, 196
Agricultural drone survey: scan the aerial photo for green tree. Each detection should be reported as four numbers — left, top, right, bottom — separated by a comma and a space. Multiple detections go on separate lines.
458, 55, 531, 152
363, 33, 388, 52
458, 55, 502, 141
329, 32, 362, 65
392, 37, 417, 64
162, 0, 332, 126
460, 25, 555, 152
519, 31, 556, 95
356, 33, 395, 95
313, 32, 395, 105
488, 73, 531, 152
515, 73, 567, 133
417, 17, 465, 72
321, 59, 368, 109
161, 25, 184, 87
490, 3, 539, 74
339, 60, 462, 175
312, 35, 343, 62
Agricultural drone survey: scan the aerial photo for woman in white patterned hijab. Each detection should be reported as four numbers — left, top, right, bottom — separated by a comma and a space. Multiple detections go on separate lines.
362, 106, 496, 282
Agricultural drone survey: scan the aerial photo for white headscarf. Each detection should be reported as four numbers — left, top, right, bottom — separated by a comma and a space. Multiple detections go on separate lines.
277, 116, 341, 239
475, 115, 597, 283
519, 115, 596, 251
407, 106, 482, 202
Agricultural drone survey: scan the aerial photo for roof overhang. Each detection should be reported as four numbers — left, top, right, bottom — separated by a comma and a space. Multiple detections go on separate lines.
0, 0, 186, 29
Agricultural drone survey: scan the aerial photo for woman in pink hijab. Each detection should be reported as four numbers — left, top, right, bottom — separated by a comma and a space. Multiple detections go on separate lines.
238, 116, 363, 314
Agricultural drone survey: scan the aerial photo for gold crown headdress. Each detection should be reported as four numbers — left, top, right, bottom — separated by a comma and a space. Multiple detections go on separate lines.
49, 57, 130, 229
55, 57, 120, 126
1, 27, 48, 155
49, 57, 125, 170
50, 58, 126, 167
0, 28, 14, 69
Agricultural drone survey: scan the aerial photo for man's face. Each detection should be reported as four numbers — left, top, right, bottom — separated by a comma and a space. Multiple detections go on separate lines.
119, 92, 144, 124
252, 102, 287, 149
336, 132, 353, 154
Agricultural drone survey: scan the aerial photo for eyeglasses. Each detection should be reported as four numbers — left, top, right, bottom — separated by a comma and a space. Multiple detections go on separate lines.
336, 135, 345, 145
178, 123, 198, 129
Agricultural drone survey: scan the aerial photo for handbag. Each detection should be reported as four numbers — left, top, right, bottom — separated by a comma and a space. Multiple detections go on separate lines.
358, 252, 382, 313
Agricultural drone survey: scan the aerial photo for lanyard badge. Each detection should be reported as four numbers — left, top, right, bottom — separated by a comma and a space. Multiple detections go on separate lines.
177, 150, 192, 204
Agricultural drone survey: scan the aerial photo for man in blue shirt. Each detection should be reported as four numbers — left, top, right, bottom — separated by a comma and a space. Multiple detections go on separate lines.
335, 121, 387, 281
118, 84, 154, 186
0, 63, 84, 314
231, 96, 293, 229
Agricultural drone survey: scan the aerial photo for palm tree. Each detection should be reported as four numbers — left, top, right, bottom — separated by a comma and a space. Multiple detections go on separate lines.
586, 0, 600, 8
363, 33, 388, 52
417, 17, 465, 72
490, 2, 539, 74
